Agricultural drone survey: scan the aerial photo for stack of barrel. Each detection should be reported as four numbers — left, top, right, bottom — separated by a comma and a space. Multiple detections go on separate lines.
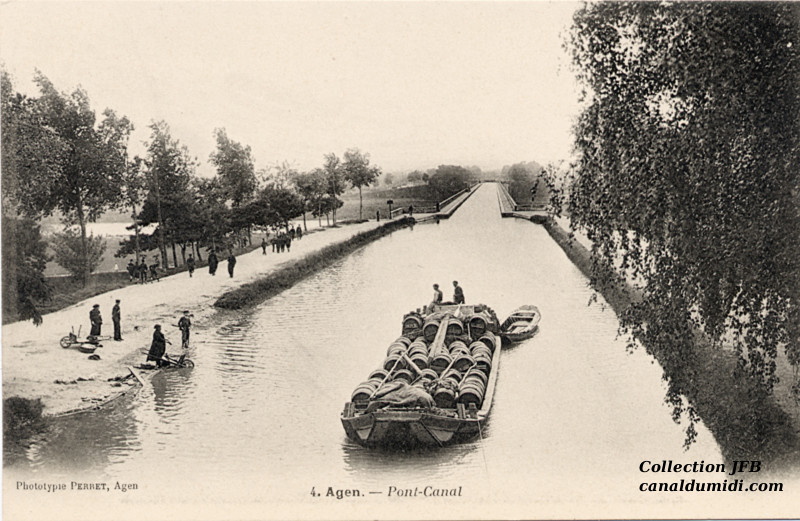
349, 310, 497, 410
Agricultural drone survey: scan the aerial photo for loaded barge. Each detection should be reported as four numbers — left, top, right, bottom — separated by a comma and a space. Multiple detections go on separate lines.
341, 303, 503, 448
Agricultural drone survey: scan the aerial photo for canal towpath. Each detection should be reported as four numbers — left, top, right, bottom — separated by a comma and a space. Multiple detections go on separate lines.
2, 220, 384, 417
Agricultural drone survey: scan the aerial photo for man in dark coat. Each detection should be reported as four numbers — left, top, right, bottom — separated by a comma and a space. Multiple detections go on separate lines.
90, 304, 102, 337
147, 324, 169, 367
187, 254, 196, 277
227, 251, 237, 278
126, 260, 136, 282
112, 299, 122, 341
453, 281, 465, 304
139, 258, 148, 283
208, 250, 219, 275
261, 238, 267, 255
296, 225, 302, 239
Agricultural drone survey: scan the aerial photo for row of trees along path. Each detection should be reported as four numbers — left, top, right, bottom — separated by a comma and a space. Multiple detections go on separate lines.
2, 68, 383, 325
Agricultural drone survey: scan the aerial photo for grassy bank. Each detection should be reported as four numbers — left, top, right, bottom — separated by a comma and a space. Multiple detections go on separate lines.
3, 397, 47, 465
541, 217, 800, 469
215, 217, 415, 310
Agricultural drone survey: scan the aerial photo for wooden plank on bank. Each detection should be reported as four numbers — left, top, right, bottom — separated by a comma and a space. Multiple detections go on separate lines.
128, 366, 146, 386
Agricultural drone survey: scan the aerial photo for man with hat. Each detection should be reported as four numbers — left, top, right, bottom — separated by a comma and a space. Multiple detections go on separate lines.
112, 299, 122, 341
177, 310, 192, 348
89, 304, 102, 337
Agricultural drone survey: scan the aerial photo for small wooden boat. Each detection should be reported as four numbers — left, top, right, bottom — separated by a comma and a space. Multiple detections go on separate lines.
499, 305, 541, 343
341, 303, 502, 448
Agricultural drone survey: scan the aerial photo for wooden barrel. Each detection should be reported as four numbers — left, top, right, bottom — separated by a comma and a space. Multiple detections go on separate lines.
408, 342, 429, 358
383, 354, 405, 371
429, 353, 452, 375
442, 368, 463, 384
386, 342, 408, 356
468, 316, 488, 338
368, 368, 388, 380
445, 317, 464, 337
478, 334, 497, 353
461, 374, 486, 393
394, 336, 412, 347
410, 354, 429, 370
422, 320, 441, 343
456, 383, 484, 406
470, 343, 492, 359
420, 368, 439, 380
465, 367, 488, 386
433, 387, 456, 408
393, 369, 414, 383
452, 354, 475, 372
448, 340, 469, 355
402, 314, 424, 335
351, 380, 379, 402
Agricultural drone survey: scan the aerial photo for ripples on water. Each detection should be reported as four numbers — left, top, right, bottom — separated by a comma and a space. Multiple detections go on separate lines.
8, 184, 723, 505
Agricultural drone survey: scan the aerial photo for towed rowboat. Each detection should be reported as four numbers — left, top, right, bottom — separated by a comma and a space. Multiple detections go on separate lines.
499, 305, 541, 343
341, 303, 502, 448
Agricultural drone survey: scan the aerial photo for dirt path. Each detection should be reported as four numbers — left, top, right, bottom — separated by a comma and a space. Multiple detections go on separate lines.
2, 221, 382, 416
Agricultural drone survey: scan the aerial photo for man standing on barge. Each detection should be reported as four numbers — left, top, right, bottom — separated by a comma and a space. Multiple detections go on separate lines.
453, 281, 465, 304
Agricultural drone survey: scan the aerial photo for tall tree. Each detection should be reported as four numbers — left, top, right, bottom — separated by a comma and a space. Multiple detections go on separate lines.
142, 121, 196, 266
568, 2, 800, 403
29, 72, 129, 284
1, 69, 63, 323
342, 148, 381, 220
323, 153, 345, 225
209, 128, 257, 207
293, 169, 328, 230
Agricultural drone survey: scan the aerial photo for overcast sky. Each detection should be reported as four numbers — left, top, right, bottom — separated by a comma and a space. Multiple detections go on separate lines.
0, 1, 582, 176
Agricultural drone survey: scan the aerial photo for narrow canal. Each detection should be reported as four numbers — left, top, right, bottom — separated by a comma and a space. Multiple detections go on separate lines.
9, 183, 723, 513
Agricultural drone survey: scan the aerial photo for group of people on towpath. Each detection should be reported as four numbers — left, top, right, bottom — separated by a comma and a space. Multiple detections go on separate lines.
87, 302, 193, 367
126, 228, 304, 283
126, 256, 163, 283
263, 226, 302, 254
430, 281, 465, 311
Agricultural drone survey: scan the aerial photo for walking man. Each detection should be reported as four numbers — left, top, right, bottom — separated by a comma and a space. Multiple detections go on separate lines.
208, 250, 218, 276
178, 310, 192, 348
112, 299, 122, 341
187, 254, 196, 277
90, 304, 102, 337
227, 250, 237, 278
261, 237, 267, 255
453, 281, 465, 304
127, 260, 136, 282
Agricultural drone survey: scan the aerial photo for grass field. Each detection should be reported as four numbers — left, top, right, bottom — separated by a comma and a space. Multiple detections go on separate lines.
336, 187, 438, 222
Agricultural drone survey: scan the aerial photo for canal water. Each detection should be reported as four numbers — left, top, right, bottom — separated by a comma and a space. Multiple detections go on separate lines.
7, 183, 724, 517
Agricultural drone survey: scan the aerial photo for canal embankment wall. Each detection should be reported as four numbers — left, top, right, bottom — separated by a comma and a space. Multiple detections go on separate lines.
539, 214, 799, 469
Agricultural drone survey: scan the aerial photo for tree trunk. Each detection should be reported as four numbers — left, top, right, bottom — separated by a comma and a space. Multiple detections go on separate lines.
358, 186, 363, 221
195, 242, 203, 262
171, 239, 178, 268
75, 201, 89, 287
303, 211, 307, 231
180, 243, 186, 264
131, 203, 141, 265
153, 169, 168, 264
